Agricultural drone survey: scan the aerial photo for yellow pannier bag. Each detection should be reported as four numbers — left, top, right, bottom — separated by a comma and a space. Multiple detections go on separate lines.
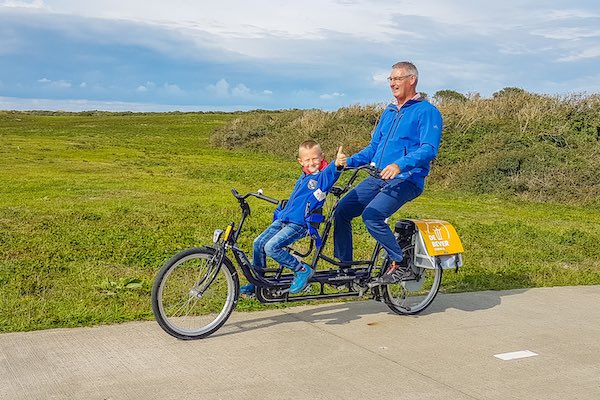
395, 219, 464, 270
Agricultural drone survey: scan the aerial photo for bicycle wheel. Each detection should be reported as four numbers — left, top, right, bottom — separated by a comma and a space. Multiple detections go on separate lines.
152, 246, 239, 340
382, 245, 442, 315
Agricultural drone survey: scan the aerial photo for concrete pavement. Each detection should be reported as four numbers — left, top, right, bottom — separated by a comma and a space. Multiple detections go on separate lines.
1, 285, 599, 399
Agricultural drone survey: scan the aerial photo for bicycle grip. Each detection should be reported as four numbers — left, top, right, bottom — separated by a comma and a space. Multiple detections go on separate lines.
256, 193, 279, 204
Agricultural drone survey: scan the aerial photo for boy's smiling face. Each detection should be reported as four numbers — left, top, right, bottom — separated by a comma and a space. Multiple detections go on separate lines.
298, 146, 324, 174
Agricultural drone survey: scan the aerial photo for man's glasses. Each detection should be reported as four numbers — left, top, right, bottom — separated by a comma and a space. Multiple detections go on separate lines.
387, 75, 414, 83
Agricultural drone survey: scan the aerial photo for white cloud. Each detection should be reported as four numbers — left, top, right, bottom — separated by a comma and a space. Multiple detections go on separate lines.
558, 47, 600, 62
207, 78, 230, 97
372, 72, 389, 85
206, 79, 269, 99
137, 82, 184, 94
52, 0, 546, 40
162, 82, 184, 95
136, 81, 156, 92
37, 77, 71, 88
231, 83, 250, 97
0, 0, 46, 8
531, 27, 600, 41
29, 1, 405, 42
319, 92, 344, 100
543, 8, 600, 20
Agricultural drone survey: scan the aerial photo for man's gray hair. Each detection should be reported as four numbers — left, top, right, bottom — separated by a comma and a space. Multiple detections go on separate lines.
392, 61, 419, 82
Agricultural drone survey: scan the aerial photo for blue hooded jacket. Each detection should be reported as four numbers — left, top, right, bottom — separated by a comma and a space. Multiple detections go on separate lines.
347, 99, 442, 190
276, 161, 341, 226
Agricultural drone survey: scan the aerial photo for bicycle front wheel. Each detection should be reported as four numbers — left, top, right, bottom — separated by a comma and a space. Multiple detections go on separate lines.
152, 246, 239, 340
382, 245, 442, 315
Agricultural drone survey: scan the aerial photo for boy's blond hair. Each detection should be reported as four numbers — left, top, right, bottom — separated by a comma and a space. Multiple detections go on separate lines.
298, 140, 322, 155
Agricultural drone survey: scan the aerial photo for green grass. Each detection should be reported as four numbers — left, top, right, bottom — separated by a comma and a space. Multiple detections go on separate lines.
1, 111, 599, 333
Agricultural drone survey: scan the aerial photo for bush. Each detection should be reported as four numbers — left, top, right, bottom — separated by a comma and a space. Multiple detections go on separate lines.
210, 105, 382, 158
210, 92, 600, 205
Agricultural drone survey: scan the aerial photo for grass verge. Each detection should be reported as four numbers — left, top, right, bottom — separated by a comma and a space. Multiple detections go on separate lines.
1, 111, 599, 333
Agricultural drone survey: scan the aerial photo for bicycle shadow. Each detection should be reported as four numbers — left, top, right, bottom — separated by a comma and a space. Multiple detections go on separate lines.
211, 288, 528, 339
423, 287, 528, 313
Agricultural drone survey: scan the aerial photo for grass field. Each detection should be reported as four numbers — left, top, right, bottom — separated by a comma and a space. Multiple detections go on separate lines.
1, 111, 599, 333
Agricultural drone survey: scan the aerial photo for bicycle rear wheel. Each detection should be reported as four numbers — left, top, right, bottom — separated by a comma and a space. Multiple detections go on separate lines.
382, 245, 442, 315
152, 246, 239, 340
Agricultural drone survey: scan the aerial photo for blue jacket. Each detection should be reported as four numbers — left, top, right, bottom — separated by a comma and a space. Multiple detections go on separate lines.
347, 99, 442, 190
276, 161, 341, 225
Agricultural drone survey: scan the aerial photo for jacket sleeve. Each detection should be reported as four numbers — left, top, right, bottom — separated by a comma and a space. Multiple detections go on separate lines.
346, 109, 387, 167
395, 107, 443, 172
316, 162, 342, 192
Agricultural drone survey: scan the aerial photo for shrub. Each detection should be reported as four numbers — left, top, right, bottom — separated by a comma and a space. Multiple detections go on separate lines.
210, 92, 600, 205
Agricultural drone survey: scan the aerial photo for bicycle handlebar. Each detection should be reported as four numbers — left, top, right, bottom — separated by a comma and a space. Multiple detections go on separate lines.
358, 163, 382, 178
254, 190, 279, 204
231, 164, 381, 205
231, 188, 279, 205
343, 163, 382, 186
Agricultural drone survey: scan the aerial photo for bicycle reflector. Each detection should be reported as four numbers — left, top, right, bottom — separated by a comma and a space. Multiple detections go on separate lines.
222, 223, 234, 241
212, 229, 223, 243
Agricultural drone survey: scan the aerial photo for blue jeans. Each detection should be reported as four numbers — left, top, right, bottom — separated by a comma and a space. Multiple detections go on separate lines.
253, 220, 308, 272
333, 177, 422, 263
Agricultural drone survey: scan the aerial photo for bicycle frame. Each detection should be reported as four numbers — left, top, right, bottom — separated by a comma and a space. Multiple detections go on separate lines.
217, 166, 388, 302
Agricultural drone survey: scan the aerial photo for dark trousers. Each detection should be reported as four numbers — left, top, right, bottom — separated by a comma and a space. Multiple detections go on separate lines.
333, 176, 422, 262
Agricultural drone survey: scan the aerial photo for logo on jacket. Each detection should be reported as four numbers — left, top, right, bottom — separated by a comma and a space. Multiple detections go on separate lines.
313, 189, 326, 202
307, 179, 318, 190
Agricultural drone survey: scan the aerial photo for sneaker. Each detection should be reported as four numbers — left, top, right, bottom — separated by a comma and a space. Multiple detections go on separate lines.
289, 264, 314, 294
376, 260, 416, 285
239, 283, 256, 296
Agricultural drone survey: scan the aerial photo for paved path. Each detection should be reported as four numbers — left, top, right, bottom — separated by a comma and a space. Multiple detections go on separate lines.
1, 285, 599, 399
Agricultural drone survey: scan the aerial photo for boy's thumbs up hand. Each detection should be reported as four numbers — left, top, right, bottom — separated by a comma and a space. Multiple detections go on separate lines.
335, 145, 347, 167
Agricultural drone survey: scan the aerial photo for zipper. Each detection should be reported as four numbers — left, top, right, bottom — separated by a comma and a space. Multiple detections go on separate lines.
376, 108, 403, 167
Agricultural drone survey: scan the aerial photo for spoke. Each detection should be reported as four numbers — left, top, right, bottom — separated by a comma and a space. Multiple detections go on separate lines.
178, 297, 201, 328
169, 296, 196, 319
194, 258, 212, 288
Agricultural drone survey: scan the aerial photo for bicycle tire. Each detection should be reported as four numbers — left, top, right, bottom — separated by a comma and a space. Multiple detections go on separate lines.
151, 246, 239, 340
382, 245, 442, 315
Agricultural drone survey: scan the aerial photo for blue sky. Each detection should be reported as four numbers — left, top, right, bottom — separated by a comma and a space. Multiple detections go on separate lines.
1, 0, 599, 111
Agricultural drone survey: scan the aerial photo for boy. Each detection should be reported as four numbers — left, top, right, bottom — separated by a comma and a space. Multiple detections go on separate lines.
240, 140, 343, 295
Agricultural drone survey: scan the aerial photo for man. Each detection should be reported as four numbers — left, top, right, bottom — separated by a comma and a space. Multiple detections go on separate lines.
334, 61, 442, 284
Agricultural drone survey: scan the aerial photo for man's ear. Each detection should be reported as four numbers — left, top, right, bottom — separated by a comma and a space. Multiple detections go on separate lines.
297, 158, 303, 165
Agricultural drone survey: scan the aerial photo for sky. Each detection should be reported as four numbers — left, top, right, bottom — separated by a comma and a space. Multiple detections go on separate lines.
1, 0, 599, 111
